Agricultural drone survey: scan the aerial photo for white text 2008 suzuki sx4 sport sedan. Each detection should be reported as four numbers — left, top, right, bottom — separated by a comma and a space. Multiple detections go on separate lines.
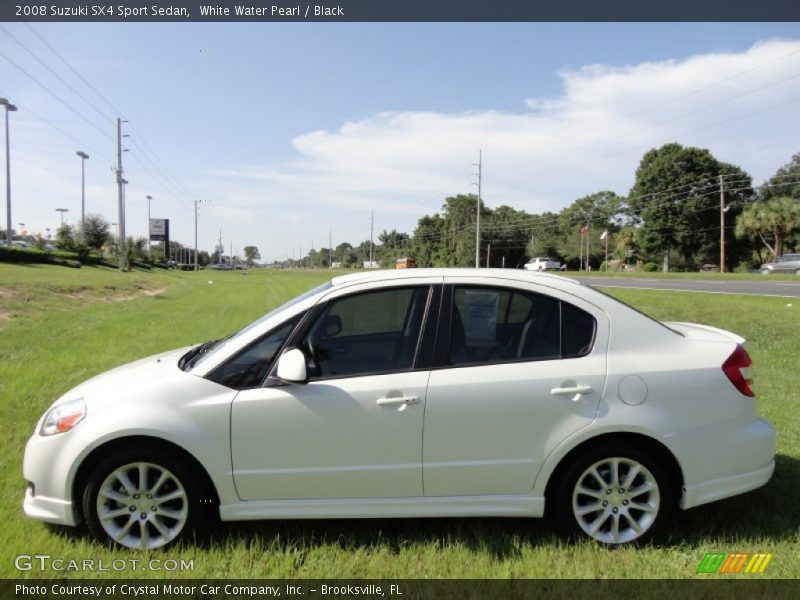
23, 269, 775, 549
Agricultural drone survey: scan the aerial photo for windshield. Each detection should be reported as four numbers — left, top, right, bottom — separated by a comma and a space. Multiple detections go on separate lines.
183, 280, 333, 371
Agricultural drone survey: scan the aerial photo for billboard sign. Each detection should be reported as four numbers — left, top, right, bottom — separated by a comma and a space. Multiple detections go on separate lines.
149, 218, 169, 241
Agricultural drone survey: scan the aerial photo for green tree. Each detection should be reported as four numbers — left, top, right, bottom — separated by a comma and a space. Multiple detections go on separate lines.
376, 229, 411, 265
481, 205, 532, 268
557, 191, 626, 268
759, 152, 800, 203
735, 197, 800, 261
79, 213, 110, 250
334, 242, 356, 267
628, 143, 753, 269
524, 212, 561, 264
243, 245, 261, 266
412, 214, 445, 267
55, 224, 78, 251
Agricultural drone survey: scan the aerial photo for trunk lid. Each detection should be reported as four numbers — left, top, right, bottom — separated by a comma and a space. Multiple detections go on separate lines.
662, 321, 745, 344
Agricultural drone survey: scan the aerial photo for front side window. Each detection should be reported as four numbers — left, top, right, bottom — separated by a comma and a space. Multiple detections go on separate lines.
206, 316, 302, 389
449, 286, 595, 366
302, 286, 430, 379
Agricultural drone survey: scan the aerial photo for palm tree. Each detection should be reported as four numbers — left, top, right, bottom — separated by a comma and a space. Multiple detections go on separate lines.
735, 197, 800, 260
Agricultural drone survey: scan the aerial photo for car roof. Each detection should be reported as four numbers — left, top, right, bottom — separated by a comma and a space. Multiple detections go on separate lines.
330, 268, 582, 290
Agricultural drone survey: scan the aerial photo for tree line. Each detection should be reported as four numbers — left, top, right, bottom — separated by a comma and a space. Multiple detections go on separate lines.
292, 144, 800, 272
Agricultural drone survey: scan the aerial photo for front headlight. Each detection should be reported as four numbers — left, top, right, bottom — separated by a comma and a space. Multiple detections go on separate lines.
40, 398, 86, 436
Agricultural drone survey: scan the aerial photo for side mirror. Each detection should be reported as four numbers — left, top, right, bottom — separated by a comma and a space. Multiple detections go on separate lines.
275, 348, 308, 384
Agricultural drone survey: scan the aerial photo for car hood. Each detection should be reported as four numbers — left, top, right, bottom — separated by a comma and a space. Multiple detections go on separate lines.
662, 321, 745, 344
52, 346, 194, 406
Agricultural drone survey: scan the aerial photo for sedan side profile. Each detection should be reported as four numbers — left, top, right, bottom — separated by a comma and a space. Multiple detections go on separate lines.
23, 269, 775, 549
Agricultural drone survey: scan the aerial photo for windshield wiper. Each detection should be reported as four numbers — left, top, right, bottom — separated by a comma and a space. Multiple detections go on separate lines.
179, 338, 221, 371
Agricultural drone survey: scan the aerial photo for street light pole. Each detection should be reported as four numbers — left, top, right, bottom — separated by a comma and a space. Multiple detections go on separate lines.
1, 98, 18, 246
76, 151, 89, 245
56, 208, 69, 225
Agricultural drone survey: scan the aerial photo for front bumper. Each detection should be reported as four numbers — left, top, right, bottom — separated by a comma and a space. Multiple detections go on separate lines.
23, 486, 78, 526
22, 427, 81, 527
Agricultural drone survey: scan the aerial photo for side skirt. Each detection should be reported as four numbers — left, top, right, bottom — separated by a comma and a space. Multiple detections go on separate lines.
220, 495, 545, 521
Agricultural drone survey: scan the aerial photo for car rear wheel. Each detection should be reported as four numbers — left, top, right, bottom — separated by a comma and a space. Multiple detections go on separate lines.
552, 444, 674, 545
82, 448, 211, 550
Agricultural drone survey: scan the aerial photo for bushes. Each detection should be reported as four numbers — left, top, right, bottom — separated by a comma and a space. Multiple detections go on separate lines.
642, 262, 659, 272
0, 245, 112, 268
0, 245, 55, 264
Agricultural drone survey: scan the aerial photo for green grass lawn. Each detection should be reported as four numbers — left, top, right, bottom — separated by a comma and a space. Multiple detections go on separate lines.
0, 263, 797, 579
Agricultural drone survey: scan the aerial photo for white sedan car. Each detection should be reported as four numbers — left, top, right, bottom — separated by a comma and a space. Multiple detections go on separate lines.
23, 269, 775, 549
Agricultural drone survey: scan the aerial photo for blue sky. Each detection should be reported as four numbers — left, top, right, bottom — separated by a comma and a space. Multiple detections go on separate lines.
1, 22, 799, 260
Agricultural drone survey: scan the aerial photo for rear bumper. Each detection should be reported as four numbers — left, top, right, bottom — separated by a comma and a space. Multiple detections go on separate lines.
679, 417, 776, 509
681, 461, 774, 509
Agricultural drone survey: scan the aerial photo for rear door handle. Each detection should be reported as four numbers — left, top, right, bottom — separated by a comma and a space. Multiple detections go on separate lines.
550, 385, 594, 401
376, 395, 419, 407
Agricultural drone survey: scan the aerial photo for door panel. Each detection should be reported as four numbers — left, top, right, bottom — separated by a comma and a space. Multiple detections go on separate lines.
232, 371, 428, 500
424, 357, 605, 496
231, 284, 435, 501
422, 280, 608, 497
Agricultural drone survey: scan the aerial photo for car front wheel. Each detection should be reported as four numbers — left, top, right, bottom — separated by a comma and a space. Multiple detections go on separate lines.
553, 445, 673, 545
82, 449, 209, 550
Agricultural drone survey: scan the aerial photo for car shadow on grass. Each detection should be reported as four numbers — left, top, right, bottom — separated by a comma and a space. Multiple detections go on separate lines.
45, 454, 799, 556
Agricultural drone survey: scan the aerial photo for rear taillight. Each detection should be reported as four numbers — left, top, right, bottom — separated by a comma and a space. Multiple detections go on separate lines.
722, 345, 754, 397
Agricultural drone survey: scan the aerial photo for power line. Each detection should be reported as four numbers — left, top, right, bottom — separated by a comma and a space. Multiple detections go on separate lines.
0, 24, 116, 125
0, 48, 114, 142
22, 22, 128, 119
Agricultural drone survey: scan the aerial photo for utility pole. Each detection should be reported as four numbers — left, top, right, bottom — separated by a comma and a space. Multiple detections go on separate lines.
486, 243, 491, 268
474, 149, 482, 268
194, 199, 203, 271
116, 117, 126, 271
369, 211, 374, 268
719, 174, 726, 274
218, 228, 223, 263
145, 195, 152, 258
329, 228, 332, 268
1, 98, 17, 247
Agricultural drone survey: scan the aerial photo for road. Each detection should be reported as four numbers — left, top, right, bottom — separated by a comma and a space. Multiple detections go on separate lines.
572, 276, 800, 298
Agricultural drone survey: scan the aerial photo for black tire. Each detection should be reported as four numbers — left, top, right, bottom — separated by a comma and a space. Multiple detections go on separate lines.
551, 443, 674, 546
82, 447, 214, 550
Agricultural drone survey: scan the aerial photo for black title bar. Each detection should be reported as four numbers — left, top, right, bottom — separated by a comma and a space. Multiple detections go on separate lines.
1, 0, 799, 22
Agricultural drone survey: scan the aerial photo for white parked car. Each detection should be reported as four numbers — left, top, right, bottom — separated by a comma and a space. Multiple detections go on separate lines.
524, 257, 562, 271
23, 269, 775, 549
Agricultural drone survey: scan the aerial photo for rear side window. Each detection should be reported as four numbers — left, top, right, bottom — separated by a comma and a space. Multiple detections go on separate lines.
449, 286, 595, 367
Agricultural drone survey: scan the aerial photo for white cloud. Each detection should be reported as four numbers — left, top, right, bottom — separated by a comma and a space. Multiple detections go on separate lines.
213, 38, 800, 259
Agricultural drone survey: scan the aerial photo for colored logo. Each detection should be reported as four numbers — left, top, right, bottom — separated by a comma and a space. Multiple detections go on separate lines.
696, 552, 772, 574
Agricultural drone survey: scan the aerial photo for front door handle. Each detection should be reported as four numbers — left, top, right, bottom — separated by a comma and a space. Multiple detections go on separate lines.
376, 395, 419, 407
550, 385, 594, 401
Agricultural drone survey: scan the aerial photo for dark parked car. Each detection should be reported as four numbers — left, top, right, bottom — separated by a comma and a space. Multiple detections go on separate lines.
759, 254, 800, 275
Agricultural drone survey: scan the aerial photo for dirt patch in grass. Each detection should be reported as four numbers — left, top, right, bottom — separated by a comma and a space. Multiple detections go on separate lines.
109, 287, 166, 302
